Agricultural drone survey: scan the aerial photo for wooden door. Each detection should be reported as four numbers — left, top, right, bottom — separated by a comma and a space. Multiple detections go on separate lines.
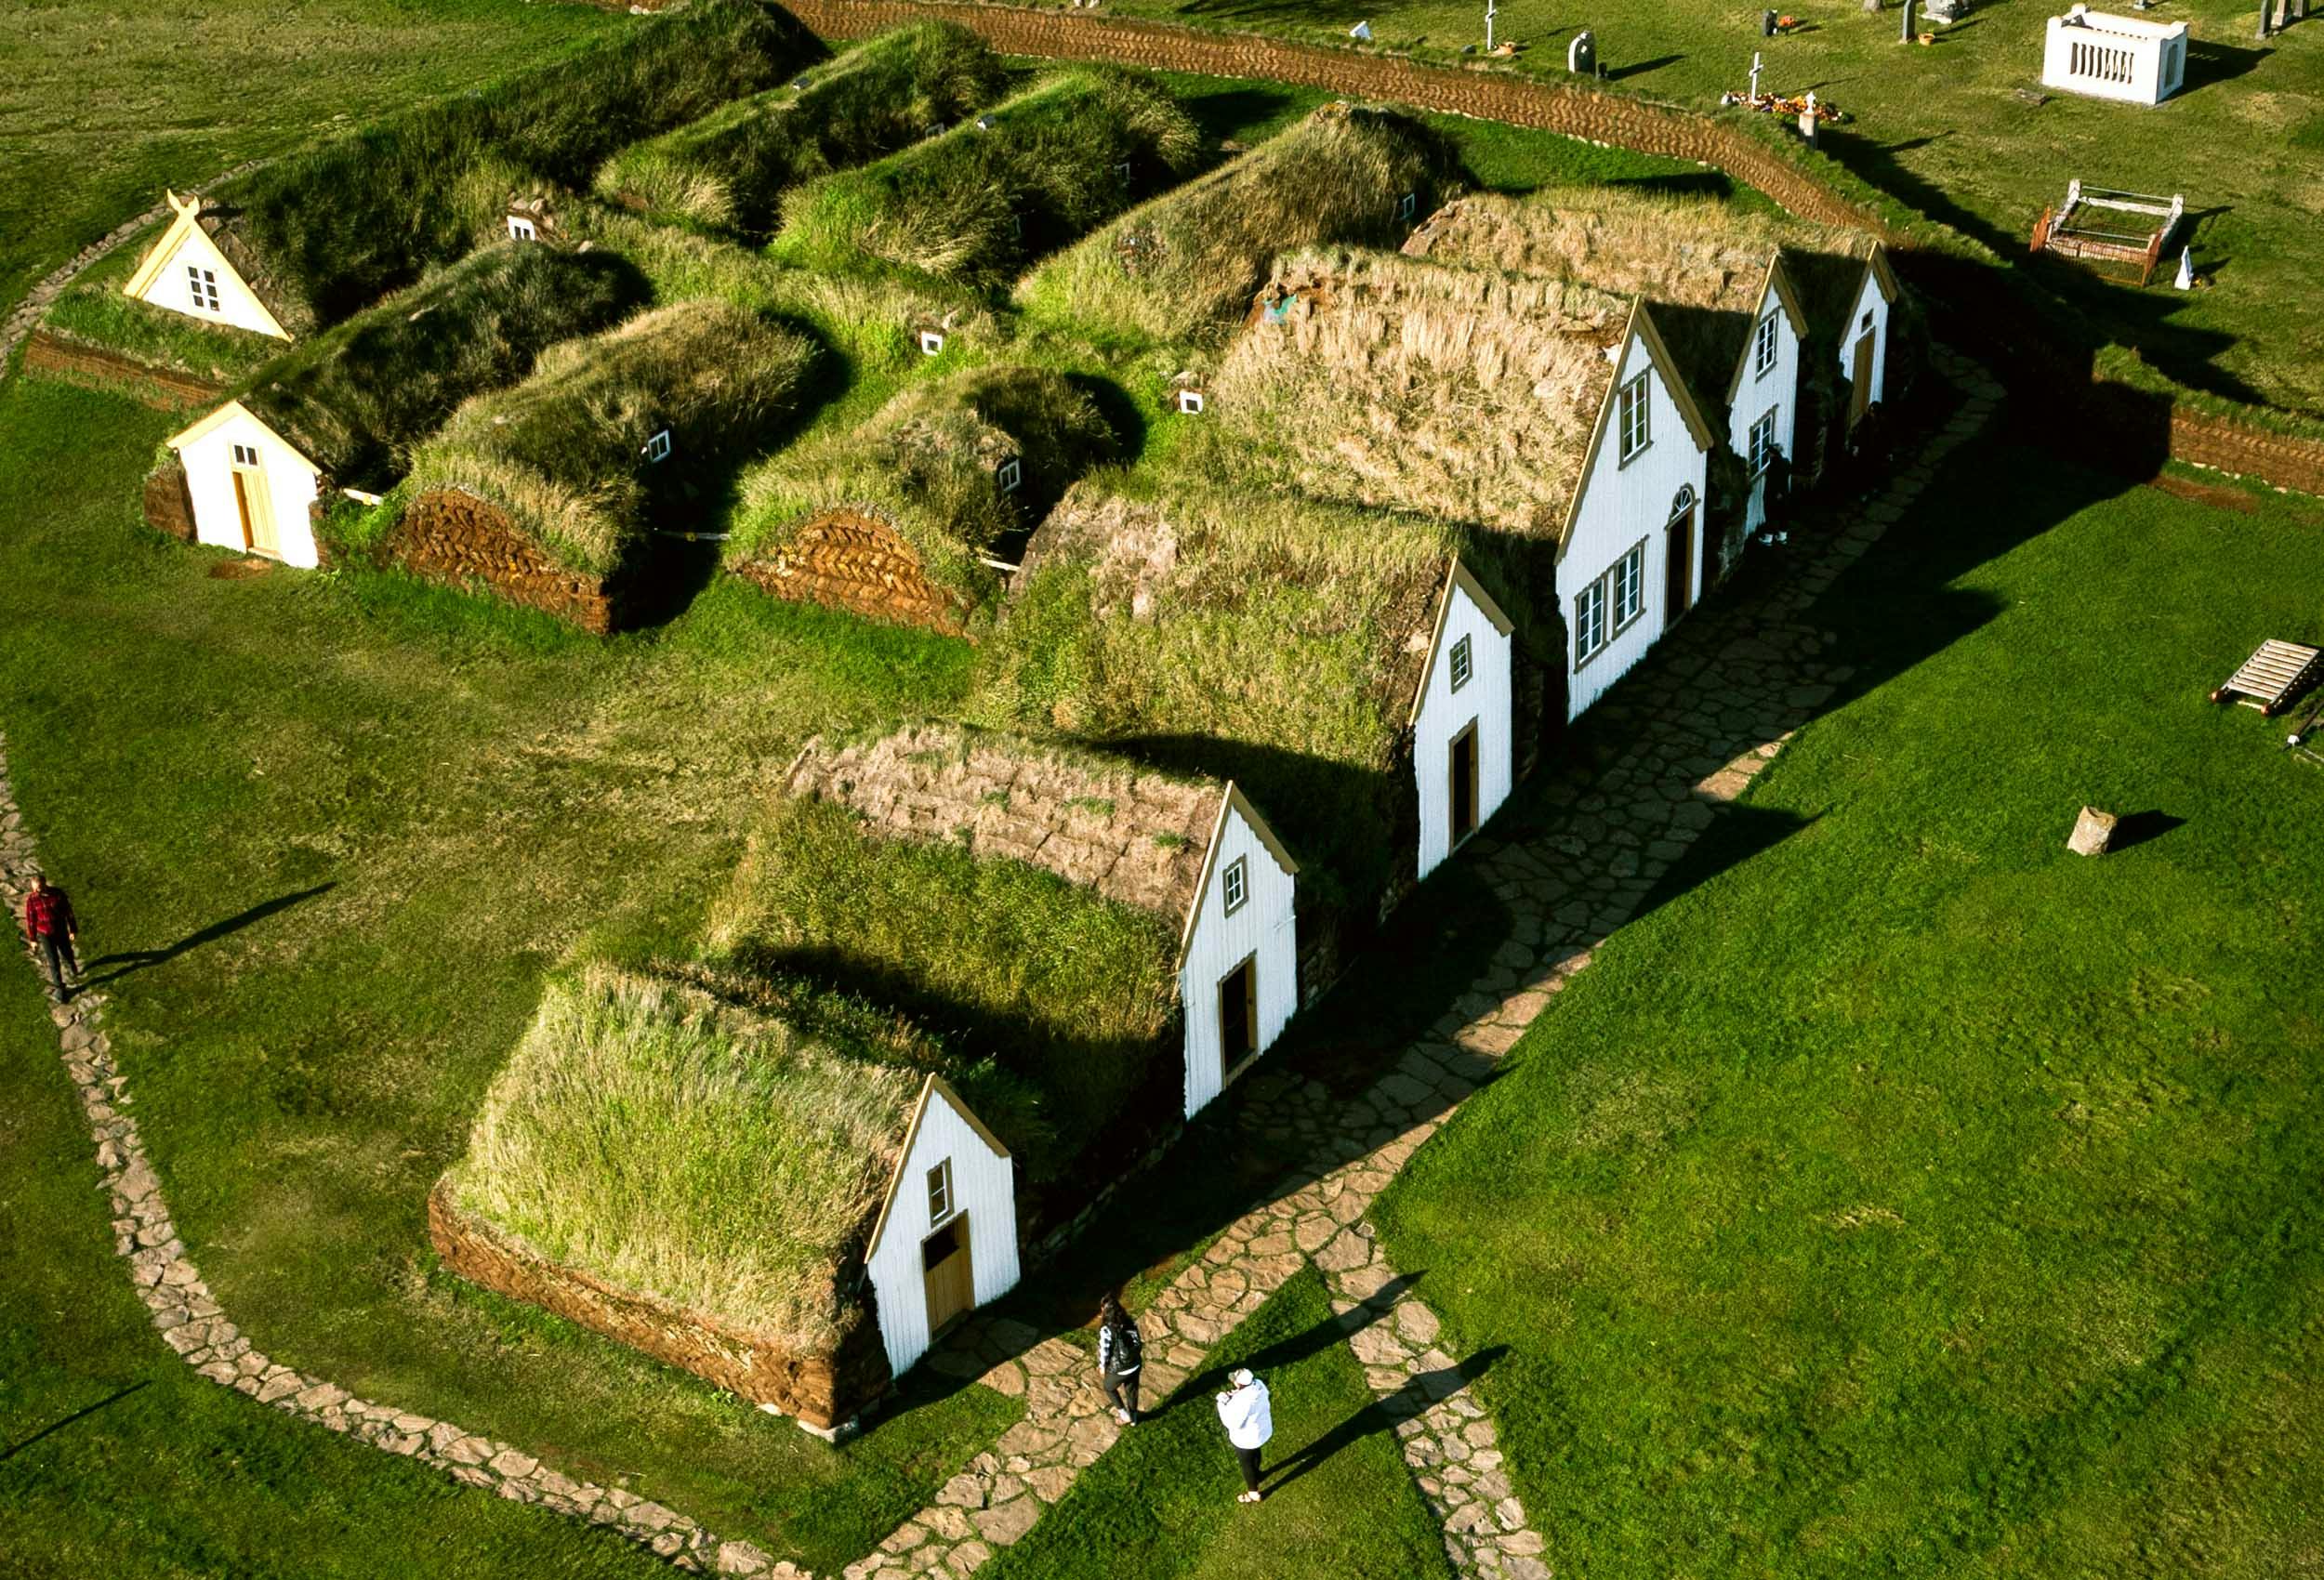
1664, 507, 1694, 630
1449, 722, 1480, 845
234, 465, 280, 558
231, 469, 257, 551
1850, 332, 1875, 423
1218, 955, 1257, 1081
921, 1215, 973, 1336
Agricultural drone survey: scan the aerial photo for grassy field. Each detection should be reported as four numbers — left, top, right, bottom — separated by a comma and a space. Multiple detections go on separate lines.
984, 1267, 1461, 1580
1372, 437, 2324, 1577
1110, 0, 2324, 418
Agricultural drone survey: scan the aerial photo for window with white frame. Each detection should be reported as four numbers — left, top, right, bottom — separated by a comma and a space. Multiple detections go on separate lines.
996, 456, 1022, 494
1861, 308, 1876, 333
231, 443, 259, 467
1221, 854, 1248, 917
1753, 312, 1780, 378
1618, 371, 1651, 463
1749, 407, 1778, 474
1614, 540, 1645, 629
918, 329, 945, 357
186, 266, 220, 314
641, 428, 672, 464
927, 1158, 954, 1226
1177, 388, 1206, 415
1574, 576, 1608, 665
507, 215, 537, 242
1449, 633, 1473, 693
1397, 191, 1418, 222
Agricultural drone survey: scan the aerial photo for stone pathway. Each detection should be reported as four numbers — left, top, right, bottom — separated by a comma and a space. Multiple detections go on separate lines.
6, 343, 1995, 1577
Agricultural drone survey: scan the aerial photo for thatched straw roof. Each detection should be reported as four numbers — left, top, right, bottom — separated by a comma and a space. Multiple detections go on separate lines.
786, 722, 1228, 924
1210, 246, 1629, 543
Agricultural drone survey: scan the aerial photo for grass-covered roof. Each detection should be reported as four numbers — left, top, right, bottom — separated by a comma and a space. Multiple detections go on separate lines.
200, 0, 816, 327
976, 463, 1535, 910
1017, 103, 1462, 349
236, 243, 651, 491
593, 23, 1006, 238
769, 68, 1206, 289
726, 363, 1117, 602
705, 785, 1182, 1182
1210, 246, 1631, 543
403, 299, 818, 578
442, 964, 928, 1354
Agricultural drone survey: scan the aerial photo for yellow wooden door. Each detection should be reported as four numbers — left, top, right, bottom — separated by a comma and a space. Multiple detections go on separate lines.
234, 463, 281, 558
1850, 332, 1875, 423
922, 1216, 974, 1336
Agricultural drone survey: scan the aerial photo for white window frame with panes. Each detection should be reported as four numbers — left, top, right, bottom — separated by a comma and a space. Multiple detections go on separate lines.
1617, 371, 1652, 466
1749, 407, 1779, 475
1574, 538, 1647, 670
1753, 312, 1780, 380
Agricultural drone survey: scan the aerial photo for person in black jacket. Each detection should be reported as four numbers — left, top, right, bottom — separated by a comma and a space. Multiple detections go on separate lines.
1096, 1291, 1142, 1426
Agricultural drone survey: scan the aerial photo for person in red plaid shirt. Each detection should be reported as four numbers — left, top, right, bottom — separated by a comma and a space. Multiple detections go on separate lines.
21, 873, 79, 1002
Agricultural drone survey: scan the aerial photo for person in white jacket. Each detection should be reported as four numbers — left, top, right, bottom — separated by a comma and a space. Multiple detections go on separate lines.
1214, 1368, 1274, 1504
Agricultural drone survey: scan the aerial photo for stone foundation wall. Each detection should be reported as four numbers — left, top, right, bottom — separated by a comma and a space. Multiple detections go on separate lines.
428, 1182, 892, 1431
388, 490, 619, 635
23, 329, 227, 413
734, 509, 971, 635
143, 457, 199, 544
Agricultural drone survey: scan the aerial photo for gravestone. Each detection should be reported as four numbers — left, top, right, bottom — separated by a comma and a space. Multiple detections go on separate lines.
2067, 806, 2119, 856
1762, 8, 1778, 35
1900, 0, 1918, 38
1568, 29, 1597, 73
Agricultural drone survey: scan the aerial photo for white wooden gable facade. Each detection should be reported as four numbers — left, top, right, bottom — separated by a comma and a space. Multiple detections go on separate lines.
1559, 302, 1718, 721
123, 193, 293, 341
1728, 257, 1810, 545
1176, 786, 1300, 1119
861, 1074, 1019, 1382
165, 401, 325, 568
1839, 247, 1903, 429
1412, 560, 1517, 882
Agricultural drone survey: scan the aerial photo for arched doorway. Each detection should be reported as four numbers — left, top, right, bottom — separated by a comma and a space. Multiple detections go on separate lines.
1664, 485, 1697, 631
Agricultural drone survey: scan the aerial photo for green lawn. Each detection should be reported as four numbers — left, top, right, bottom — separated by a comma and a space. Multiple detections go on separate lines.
984, 1267, 1459, 1580
1112, 0, 2324, 419
1373, 439, 2324, 1577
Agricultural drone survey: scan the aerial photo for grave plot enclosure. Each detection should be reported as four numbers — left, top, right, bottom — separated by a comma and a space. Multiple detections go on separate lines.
593, 22, 1007, 237
727, 364, 1117, 631
394, 299, 819, 630
770, 67, 1206, 287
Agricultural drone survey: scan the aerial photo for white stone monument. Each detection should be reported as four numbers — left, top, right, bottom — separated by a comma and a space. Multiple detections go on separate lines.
2041, 6, 2189, 104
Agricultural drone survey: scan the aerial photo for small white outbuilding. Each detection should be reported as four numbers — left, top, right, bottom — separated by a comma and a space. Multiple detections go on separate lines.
122, 191, 299, 341
164, 401, 325, 567
2042, 7, 2189, 105
1834, 245, 1904, 433
1412, 560, 1518, 882
861, 1073, 1021, 1380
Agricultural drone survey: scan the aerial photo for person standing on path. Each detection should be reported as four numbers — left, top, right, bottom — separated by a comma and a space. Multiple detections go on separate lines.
1096, 1291, 1143, 1426
1214, 1367, 1274, 1504
21, 872, 79, 1002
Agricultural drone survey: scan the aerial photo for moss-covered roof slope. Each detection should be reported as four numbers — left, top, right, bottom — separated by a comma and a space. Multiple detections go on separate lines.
769, 67, 1206, 288
593, 22, 1007, 237
403, 299, 819, 578
442, 964, 927, 1353
1017, 102, 1462, 348
235, 244, 651, 491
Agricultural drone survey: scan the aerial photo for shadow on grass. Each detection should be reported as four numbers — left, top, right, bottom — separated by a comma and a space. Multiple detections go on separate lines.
1606, 53, 1684, 81
0, 1381, 148, 1462
83, 882, 336, 990
1263, 1347, 1506, 1499
2111, 810, 2186, 851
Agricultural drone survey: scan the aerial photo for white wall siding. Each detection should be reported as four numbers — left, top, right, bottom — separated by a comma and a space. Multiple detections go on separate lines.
1178, 802, 1297, 1117
139, 232, 287, 340
865, 1088, 1018, 1384
176, 412, 324, 568
1842, 269, 1892, 416
1561, 333, 1710, 720
1413, 582, 1514, 882
1731, 287, 1801, 545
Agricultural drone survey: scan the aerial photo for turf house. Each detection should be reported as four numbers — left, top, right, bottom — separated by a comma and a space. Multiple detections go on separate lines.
1211, 247, 1714, 721
726, 365, 1117, 632
987, 470, 1538, 935
119, 0, 814, 336
429, 966, 1020, 1435
779, 724, 1302, 1122
393, 299, 819, 631
149, 244, 648, 568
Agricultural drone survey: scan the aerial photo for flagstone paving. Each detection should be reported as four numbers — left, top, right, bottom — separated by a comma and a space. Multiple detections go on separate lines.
8, 345, 1994, 1576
